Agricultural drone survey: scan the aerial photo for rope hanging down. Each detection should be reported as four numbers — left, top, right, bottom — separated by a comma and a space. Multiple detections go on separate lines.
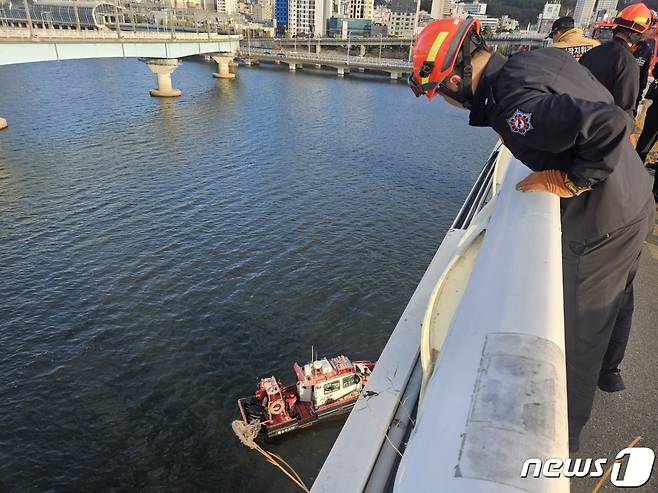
232, 420, 310, 493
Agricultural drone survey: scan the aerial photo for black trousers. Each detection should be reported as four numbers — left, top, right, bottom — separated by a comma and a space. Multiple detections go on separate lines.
562, 203, 654, 438
637, 101, 658, 196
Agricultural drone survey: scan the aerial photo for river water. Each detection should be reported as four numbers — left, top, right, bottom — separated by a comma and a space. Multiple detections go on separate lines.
0, 58, 497, 492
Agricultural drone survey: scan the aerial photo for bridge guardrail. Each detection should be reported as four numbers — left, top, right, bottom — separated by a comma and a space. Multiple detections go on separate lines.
240, 48, 411, 68
0, 27, 241, 42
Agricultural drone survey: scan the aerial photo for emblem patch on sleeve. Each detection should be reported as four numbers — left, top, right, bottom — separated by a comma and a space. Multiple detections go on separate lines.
507, 110, 534, 136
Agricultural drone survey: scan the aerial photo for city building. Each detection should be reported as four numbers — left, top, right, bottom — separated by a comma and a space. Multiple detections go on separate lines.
172, 0, 208, 8
592, 0, 617, 22
451, 1, 498, 33
574, 0, 596, 27
371, 22, 388, 36
388, 0, 417, 36
418, 9, 433, 28
444, 0, 456, 16
347, 0, 374, 20
326, 16, 371, 36
373, 4, 391, 25
253, 0, 274, 22
217, 0, 238, 14
453, 1, 487, 17
537, 1, 560, 34
275, 0, 288, 31
478, 15, 498, 31
287, 0, 331, 36
238, 0, 253, 16
338, 0, 350, 16
430, 0, 445, 19
499, 14, 519, 32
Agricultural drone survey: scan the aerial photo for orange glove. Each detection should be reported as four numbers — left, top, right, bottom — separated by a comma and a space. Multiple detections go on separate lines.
516, 170, 575, 198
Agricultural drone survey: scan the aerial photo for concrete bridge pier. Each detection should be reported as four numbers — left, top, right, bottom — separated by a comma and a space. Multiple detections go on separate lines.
287, 62, 297, 71
389, 71, 400, 80
359, 45, 366, 56
337, 67, 346, 77
315, 44, 322, 54
211, 54, 236, 79
0, 117, 7, 130
143, 58, 182, 97
314, 64, 322, 69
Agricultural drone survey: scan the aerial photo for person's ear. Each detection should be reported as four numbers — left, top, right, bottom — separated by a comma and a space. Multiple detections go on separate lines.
448, 73, 462, 88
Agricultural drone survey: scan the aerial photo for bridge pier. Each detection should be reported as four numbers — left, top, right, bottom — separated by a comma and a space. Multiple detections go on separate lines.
315, 44, 322, 54
211, 54, 236, 79
389, 71, 400, 80
287, 62, 297, 71
359, 45, 366, 57
314, 64, 322, 69
143, 58, 182, 97
337, 67, 346, 77
0, 117, 7, 130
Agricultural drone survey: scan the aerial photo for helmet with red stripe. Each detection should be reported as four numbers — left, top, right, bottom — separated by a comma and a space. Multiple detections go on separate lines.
409, 17, 484, 104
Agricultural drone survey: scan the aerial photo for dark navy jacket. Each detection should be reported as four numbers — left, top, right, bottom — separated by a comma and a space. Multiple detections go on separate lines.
469, 49, 653, 242
633, 39, 653, 107
579, 37, 640, 116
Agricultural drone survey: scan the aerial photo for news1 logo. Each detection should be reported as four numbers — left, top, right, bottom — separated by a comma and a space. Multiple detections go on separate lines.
520, 447, 655, 487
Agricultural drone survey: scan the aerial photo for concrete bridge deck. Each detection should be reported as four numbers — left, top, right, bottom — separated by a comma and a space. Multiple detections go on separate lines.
0, 27, 240, 66
238, 47, 411, 78
0, 27, 240, 126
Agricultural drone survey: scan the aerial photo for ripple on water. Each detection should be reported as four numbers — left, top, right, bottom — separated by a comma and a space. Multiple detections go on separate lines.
0, 58, 497, 492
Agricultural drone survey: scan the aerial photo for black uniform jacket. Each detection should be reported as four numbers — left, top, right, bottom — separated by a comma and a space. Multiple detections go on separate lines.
579, 37, 640, 116
633, 40, 653, 106
469, 49, 653, 242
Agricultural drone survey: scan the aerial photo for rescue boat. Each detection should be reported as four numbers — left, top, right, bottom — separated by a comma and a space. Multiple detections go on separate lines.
237, 354, 376, 438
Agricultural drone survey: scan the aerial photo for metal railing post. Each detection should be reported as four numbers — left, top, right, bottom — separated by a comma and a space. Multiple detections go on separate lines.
170, 8, 175, 39
74, 0, 81, 32
21, 0, 33, 37
114, 0, 121, 38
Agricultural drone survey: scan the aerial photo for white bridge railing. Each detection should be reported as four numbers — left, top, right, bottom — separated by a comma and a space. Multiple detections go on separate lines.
313, 144, 568, 493
0, 26, 240, 42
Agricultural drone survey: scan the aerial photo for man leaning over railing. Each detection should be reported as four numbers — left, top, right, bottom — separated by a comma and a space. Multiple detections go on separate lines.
408, 16, 655, 453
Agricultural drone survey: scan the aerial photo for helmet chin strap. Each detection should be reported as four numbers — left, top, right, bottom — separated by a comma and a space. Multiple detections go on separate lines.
440, 34, 476, 109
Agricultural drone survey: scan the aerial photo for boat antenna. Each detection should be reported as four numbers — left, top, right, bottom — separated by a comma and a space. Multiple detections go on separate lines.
311, 345, 314, 364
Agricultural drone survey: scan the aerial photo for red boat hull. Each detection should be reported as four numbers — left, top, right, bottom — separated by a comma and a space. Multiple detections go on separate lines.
237, 359, 375, 438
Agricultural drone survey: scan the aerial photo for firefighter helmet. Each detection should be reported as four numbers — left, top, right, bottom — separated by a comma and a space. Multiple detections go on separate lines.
613, 2, 654, 33
409, 17, 482, 101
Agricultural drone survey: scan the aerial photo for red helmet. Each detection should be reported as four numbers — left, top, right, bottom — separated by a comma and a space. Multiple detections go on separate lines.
409, 17, 481, 100
613, 2, 654, 33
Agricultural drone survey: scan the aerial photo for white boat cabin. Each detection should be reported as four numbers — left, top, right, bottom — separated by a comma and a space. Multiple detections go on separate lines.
294, 356, 366, 408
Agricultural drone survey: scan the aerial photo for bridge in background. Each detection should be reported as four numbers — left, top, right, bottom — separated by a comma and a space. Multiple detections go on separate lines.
238, 47, 411, 78
244, 33, 547, 53
0, 27, 241, 129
